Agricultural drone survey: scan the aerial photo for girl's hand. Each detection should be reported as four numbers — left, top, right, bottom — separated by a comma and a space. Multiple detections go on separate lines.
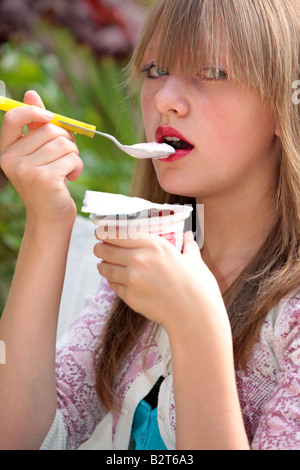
0, 90, 83, 227
94, 231, 226, 331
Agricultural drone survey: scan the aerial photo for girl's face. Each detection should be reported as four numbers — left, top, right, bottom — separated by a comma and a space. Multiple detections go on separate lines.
141, 59, 280, 201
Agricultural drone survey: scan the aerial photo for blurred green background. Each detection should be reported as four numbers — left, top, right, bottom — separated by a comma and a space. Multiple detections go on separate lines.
0, 0, 148, 312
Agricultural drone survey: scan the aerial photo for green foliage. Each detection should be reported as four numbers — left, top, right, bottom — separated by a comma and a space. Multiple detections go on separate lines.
0, 23, 140, 312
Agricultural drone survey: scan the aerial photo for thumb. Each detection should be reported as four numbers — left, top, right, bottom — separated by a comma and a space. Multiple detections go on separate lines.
23, 90, 46, 132
23, 90, 45, 109
182, 231, 200, 258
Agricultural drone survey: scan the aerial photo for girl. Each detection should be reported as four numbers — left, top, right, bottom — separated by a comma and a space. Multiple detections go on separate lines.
0, 0, 299, 450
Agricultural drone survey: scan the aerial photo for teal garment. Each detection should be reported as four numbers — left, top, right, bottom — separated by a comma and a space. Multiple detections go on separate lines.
130, 399, 168, 450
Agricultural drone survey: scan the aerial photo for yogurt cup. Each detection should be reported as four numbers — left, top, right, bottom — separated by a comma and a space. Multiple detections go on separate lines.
95, 206, 192, 251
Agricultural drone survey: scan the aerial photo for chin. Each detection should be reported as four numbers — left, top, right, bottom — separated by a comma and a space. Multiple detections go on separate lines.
153, 162, 197, 198
158, 180, 196, 199
154, 163, 220, 201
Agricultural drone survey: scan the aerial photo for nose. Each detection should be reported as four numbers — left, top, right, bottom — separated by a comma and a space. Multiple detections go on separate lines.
154, 76, 190, 118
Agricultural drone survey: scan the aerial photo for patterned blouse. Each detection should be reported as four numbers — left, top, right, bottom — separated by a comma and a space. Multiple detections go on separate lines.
41, 277, 300, 450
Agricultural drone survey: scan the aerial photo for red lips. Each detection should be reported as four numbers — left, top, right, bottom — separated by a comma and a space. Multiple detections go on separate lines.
155, 126, 194, 162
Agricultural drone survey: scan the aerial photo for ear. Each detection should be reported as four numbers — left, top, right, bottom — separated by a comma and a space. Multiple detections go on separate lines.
275, 126, 281, 138
274, 119, 281, 138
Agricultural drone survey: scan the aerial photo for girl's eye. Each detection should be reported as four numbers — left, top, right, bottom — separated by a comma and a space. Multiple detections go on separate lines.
199, 67, 228, 81
142, 63, 169, 79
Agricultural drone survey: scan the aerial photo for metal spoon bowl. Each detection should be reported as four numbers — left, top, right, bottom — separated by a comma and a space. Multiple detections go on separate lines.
59, 121, 175, 160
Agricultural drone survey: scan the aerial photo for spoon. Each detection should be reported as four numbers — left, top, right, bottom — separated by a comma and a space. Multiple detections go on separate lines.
0, 97, 175, 160
58, 121, 175, 160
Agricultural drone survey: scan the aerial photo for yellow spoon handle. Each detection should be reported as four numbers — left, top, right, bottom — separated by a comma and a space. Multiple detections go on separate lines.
0, 97, 96, 138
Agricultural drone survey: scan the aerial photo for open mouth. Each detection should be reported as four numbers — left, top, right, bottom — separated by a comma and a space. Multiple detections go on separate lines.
155, 126, 194, 161
163, 136, 194, 151
156, 127, 194, 151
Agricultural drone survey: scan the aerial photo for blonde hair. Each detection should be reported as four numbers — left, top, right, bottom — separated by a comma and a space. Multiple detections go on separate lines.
96, 0, 300, 412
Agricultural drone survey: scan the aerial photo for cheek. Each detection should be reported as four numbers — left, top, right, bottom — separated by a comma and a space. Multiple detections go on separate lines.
141, 86, 158, 140
140, 88, 151, 133
205, 98, 276, 163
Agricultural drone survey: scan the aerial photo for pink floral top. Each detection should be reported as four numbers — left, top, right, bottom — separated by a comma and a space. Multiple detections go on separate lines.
41, 277, 300, 450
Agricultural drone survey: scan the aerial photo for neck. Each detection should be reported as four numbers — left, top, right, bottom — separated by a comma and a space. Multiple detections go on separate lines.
198, 183, 278, 294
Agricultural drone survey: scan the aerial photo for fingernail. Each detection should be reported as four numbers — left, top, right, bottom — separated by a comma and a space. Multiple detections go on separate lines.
44, 111, 54, 120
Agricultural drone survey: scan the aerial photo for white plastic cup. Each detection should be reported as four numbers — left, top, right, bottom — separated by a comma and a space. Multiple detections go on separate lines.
95, 206, 192, 252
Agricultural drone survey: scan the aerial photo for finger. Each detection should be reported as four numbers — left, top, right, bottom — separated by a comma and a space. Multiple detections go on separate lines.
23, 90, 46, 109
23, 91, 76, 143
66, 164, 84, 182
0, 105, 54, 149
98, 261, 128, 286
42, 152, 84, 182
95, 227, 158, 248
26, 133, 79, 166
106, 281, 126, 300
23, 90, 49, 134
94, 241, 130, 266
5, 123, 76, 160
0, 133, 80, 183
182, 231, 201, 257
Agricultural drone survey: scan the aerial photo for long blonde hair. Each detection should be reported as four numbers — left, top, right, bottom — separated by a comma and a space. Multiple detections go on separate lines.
96, 0, 300, 412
